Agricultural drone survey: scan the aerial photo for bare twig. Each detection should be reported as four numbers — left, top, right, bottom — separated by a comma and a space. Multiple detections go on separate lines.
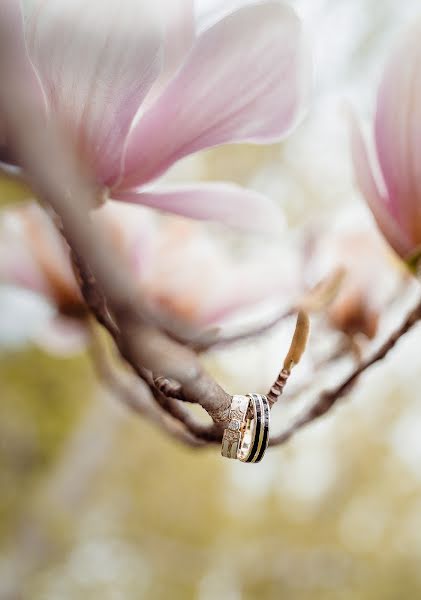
190, 308, 295, 352
267, 310, 310, 407
88, 324, 207, 447
188, 270, 344, 353
270, 297, 421, 446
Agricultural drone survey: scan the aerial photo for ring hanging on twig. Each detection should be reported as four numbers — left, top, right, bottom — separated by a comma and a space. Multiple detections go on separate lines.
221, 394, 270, 463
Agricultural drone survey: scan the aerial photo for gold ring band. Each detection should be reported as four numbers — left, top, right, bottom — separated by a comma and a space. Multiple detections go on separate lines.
221, 395, 250, 459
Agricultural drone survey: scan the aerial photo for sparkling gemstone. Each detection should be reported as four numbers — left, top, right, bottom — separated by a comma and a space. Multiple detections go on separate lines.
229, 420, 240, 431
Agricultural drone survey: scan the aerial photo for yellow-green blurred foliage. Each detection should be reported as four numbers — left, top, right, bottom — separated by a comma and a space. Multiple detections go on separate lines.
1, 340, 421, 599
0, 348, 92, 541
0, 175, 32, 207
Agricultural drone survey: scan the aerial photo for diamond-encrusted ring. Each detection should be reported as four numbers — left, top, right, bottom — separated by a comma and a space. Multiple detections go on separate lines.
238, 394, 270, 464
221, 395, 250, 459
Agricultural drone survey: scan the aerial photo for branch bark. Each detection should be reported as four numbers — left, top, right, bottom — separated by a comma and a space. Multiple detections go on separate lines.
88, 322, 207, 447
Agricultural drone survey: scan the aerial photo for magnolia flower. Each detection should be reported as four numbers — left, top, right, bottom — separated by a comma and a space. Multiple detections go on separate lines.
0, 203, 87, 353
351, 20, 421, 270
324, 232, 393, 341
305, 206, 407, 344
99, 202, 302, 327
2, 0, 309, 234
0, 201, 299, 353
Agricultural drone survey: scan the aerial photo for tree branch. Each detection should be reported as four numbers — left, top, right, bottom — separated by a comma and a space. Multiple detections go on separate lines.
87, 323, 207, 447
270, 297, 421, 446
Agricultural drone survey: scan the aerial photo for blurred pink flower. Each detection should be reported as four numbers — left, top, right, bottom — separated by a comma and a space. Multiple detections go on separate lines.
351, 21, 421, 267
305, 207, 409, 343
0, 201, 299, 351
319, 231, 400, 340
4, 0, 310, 234
0, 203, 81, 310
0, 203, 87, 354
95, 202, 299, 328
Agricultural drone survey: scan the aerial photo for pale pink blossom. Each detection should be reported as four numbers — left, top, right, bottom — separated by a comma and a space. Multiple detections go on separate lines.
95, 202, 299, 328
351, 20, 421, 265
305, 207, 408, 342
0, 203, 81, 309
0, 203, 87, 354
3, 0, 309, 234
0, 201, 298, 350
319, 230, 400, 341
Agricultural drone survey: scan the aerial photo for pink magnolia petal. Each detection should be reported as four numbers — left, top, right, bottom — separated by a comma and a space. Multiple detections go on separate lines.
0, 202, 80, 303
0, 205, 52, 296
198, 265, 292, 326
157, 0, 195, 91
0, 1, 47, 138
124, 214, 297, 328
164, 0, 194, 57
375, 20, 421, 239
119, 2, 309, 189
92, 200, 295, 329
195, 0, 243, 31
92, 200, 158, 277
114, 183, 284, 234
350, 113, 413, 258
26, 0, 165, 186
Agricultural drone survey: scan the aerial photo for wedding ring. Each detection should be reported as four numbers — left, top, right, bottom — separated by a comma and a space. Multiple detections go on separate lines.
238, 394, 270, 463
221, 395, 250, 459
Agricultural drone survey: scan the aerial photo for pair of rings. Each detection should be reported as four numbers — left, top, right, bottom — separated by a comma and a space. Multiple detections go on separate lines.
221, 394, 270, 463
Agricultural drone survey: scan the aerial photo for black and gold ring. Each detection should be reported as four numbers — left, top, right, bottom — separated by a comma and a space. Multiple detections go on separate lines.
238, 394, 270, 463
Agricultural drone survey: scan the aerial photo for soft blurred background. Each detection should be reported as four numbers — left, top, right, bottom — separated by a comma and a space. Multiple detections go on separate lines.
1, 0, 421, 598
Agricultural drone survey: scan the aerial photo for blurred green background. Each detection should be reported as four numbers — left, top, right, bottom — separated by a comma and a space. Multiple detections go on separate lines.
2, 342, 421, 600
